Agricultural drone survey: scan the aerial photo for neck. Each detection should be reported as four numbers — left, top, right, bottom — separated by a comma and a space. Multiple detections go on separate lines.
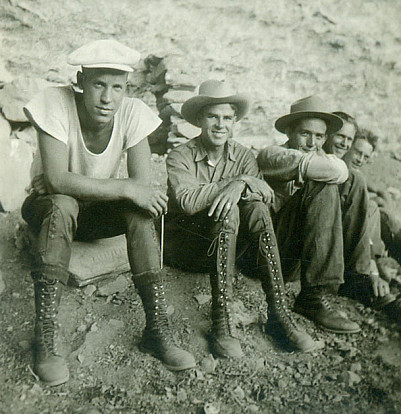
200, 137, 226, 164
76, 96, 113, 133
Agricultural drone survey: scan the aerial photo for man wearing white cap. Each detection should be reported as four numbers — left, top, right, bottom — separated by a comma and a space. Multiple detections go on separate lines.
21, 39, 195, 386
257, 96, 361, 334
165, 80, 322, 359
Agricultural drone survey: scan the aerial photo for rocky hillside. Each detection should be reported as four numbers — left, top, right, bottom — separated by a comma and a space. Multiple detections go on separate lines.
1, 0, 401, 210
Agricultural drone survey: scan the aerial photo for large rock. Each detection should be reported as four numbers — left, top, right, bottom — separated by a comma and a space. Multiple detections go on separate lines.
68, 235, 130, 287
0, 117, 33, 211
0, 77, 54, 122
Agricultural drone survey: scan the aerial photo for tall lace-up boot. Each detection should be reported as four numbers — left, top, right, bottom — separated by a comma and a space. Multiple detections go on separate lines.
256, 231, 322, 352
209, 231, 243, 358
33, 275, 69, 386
134, 271, 196, 371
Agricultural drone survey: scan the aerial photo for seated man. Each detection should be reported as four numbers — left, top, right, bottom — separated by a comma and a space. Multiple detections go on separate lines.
340, 128, 401, 321
165, 80, 320, 358
257, 96, 360, 334
21, 39, 195, 386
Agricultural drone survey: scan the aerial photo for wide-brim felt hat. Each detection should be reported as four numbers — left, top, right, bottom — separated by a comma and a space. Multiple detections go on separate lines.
67, 39, 141, 73
275, 95, 343, 135
181, 79, 250, 127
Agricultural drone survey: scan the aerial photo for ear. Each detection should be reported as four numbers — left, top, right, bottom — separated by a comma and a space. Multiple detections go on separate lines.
77, 71, 84, 90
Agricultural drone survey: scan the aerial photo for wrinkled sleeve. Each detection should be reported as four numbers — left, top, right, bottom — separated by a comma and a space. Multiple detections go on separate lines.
123, 98, 162, 150
257, 146, 303, 182
166, 149, 229, 215
257, 146, 348, 185
23, 87, 70, 144
305, 153, 349, 184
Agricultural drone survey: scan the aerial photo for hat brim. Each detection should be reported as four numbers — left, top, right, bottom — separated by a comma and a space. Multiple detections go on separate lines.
181, 94, 250, 127
81, 63, 133, 72
275, 112, 343, 135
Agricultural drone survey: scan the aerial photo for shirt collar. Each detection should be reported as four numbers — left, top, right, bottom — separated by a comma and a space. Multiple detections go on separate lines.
194, 137, 237, 163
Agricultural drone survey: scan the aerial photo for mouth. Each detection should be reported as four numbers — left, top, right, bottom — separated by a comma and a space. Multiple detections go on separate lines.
334, 145, 347, 153
212, 131, 227, 137
96, 106, 113, 114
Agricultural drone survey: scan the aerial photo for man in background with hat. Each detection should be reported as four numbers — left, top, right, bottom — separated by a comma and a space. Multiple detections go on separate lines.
21, 39, 195, 386
165, 80, 322, 359
257, 96, 360, 334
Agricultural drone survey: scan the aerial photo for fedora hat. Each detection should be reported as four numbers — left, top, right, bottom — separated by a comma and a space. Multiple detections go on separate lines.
275, 96, 343, 135
181, 79, 250, 127
67, 39, 140, 73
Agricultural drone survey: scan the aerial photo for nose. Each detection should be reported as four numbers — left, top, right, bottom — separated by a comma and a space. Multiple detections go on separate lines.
306, 134, 316, 147
100, 87, 112, 104
216, 116, 224, 129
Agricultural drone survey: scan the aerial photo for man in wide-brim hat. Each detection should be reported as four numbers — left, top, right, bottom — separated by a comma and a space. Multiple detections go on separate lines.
21, 39, 196, 386
257, 96, 361, 334
165, 80, 324, 358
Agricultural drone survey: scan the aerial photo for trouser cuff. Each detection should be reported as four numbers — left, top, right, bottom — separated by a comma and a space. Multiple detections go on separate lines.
132, 269, 165, 288
31, 264, 70, 285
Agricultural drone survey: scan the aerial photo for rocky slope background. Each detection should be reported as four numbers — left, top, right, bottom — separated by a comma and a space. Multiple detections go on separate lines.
0, 0, 401, 413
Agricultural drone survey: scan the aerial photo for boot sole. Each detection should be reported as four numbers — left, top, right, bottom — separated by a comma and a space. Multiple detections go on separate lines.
41, 372, 70, 387
139, 344, 196, 372
293, 306, 361, 334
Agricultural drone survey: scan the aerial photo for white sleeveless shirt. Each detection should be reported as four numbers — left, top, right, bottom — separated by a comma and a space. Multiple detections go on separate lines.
24, 86, 161, 183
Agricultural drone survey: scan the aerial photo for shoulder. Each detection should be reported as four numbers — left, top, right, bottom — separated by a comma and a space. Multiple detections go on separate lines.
167, 139, 197, 160
25, 85, 73, 111
118, 97, 155, 118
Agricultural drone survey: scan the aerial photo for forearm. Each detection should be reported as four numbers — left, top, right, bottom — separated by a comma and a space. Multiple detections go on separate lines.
175, 178, 239, 215
305, 154, 348, 184
44, 171, 134, 201
257, 147, 301, 181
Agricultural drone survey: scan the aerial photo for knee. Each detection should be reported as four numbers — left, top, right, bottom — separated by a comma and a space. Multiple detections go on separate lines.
222, 204, 240, 233
49, 194, 79, 220
242, 201, 273, 233
125, 209, 155, 233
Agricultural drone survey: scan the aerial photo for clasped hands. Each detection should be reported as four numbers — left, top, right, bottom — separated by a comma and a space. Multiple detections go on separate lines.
208, 176, 274, 222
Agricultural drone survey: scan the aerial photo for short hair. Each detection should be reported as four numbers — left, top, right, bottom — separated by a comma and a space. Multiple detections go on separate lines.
332, 111, 358, 131
354, 128, 379, 152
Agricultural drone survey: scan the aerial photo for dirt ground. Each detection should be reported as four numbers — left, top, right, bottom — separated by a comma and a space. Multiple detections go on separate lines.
1, 1, 401, 413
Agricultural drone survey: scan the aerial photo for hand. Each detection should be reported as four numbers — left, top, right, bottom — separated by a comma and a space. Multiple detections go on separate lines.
32, 175, 48, 195
208, 180, 244, 222
241, 176, 275, 204
126, 182, 168, 218
369, 273, 390, 297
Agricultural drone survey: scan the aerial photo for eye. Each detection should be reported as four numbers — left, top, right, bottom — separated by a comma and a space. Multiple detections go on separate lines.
224, 116, 234, 121
113, 85, 123, 91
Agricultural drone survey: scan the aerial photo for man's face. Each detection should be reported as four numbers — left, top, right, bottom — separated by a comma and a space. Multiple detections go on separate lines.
78, 68, 128, 126
198, 103, 236, 149
325, 121, 356, 158
287, 118, 327, 153
343, 139, 374, 169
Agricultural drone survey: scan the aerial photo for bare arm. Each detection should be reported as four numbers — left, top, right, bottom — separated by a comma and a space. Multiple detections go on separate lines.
39, 130, 167, 216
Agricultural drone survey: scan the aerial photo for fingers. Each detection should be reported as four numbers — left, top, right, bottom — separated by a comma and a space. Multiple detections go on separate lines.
372, 280, 379, 297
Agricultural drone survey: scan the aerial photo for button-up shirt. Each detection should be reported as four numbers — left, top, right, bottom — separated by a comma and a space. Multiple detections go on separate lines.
166, 137, 261, 216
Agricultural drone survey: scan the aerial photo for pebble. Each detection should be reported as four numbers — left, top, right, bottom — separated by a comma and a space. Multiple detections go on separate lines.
83, 285, 96, 296
97, 275, 129, 296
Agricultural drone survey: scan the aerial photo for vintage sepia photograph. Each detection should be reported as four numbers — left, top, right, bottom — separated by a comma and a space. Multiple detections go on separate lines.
0, 0, 400, 413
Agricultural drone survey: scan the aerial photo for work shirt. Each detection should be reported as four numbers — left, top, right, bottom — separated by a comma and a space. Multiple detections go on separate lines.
167, 137, 262, 216
257, 142, 348, 212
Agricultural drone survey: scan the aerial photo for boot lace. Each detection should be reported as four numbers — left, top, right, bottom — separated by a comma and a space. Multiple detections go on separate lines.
259, 232, 300, 332
37, 280, 59, 355
211, 231, 235, 336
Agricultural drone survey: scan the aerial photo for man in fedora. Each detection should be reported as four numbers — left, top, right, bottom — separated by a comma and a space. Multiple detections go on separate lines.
257, 96, 360, 334
165, 80, 322, 359
21, 39, 195, 386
